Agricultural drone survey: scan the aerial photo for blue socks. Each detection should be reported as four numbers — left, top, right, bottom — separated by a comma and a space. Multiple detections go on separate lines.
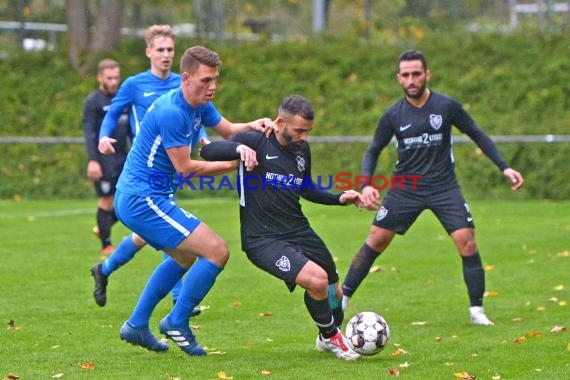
128, 257, 186, 328
167, 258, 222, 327
166, 251, 183, 302
101, 233, 140, 276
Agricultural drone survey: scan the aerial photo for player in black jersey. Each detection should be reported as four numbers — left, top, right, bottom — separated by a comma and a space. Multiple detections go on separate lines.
83, 59, 130, 255
341, 50, 524, 326
201, 95, 362, 360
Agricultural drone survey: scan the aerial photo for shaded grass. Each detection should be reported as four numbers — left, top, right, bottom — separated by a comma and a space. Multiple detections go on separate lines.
0, 198, 568, 379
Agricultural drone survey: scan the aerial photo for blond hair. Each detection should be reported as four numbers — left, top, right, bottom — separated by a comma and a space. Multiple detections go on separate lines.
143, 25, 175, 47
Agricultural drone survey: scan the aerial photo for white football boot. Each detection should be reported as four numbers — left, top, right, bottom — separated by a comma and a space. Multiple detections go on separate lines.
316, 329, 360, 361
470, 306, 495, 326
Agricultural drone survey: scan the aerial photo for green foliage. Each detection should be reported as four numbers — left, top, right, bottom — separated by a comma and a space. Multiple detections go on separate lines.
0, 27, 569, 199
1, 199, 569, 378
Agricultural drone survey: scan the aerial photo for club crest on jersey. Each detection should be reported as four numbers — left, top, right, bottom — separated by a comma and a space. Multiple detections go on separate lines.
429, 114, 442, 130
276, 256, 291, 272
376, 205, 388, 221
296, 156, 306, 172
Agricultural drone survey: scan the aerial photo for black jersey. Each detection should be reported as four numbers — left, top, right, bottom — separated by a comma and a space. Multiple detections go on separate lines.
82, 89, 130, 161
362, 90, 508, 192
201, 132, 343, 243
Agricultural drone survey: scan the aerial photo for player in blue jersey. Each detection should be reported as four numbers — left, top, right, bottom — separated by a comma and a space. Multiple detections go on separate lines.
83, 59, 129, 256
115, 45, 272, 356
341, 50, 524, 326
90, 25, 204, 314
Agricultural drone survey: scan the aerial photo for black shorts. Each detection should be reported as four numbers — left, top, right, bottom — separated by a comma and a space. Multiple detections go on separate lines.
93, 156, 125, 197
244, 230, 339, 292
372, 186, 475, 234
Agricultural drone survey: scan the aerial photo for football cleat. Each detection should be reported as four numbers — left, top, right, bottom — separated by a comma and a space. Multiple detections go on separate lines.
101, 244, 114, 256
90, 263, 108, 307
470, 306, 495, 326
120, 321, 168, 352
159, 317, 206, 356
316, 329, 360, 361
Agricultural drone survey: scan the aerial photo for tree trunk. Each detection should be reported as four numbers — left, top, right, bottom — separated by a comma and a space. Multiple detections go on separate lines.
90, 0, 123, 53
65, 0, 89, 72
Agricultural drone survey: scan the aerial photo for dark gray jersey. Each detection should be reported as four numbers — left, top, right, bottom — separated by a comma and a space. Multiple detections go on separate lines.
362, 91, 508, 192
200, 132, 343, 244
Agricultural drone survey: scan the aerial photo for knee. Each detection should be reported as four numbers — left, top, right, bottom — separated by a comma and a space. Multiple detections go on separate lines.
302, 267, 329, 299
132, 233, 146, 248
209, 238, 230, 267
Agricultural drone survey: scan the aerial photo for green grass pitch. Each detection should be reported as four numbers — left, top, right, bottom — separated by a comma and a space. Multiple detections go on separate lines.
1, 198, 568, 379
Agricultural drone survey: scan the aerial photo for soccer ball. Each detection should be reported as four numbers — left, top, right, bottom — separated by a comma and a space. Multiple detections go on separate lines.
345, 311, 390, 356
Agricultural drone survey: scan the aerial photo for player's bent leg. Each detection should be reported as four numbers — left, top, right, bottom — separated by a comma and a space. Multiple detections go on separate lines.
297, 262, 360, 361
160, 223, 228, 357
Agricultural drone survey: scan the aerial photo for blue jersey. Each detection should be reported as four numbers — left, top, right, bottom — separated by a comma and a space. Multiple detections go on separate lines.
99, 69, 181, 139
116, 88, 222, 196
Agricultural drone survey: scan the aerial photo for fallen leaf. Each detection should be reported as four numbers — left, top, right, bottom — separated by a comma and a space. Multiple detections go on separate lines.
512, 317, 524, 323
567, 343, 570, 351
553, 285, 564, 291
411, 321, 427, 326
485, 264, 496, 271
266, 338, 273, 342
514, 336, 526, 343
549, 297, 559, 303
260, 370, 271, 376
537, 306, 546, 312
232, 302, 241, 308
80, 362, 95, 370
492, 375, 501, 380
484, 291, 498, 297
369, 265, 382, 272
399, 361, 410, 368
435, 336, 443, 342
390, 348, 408, 356
191, 324, 200, 331
560, 301, 568, 306
5, 374, 19, 380
525, 331, 542, 338
50, 345, 61, 349
550, 325, 566, 333
217, 371, 233, 379
387, 368, 400, 376
52, 374, 63, 379
471, 353, 478, 358
445, 362, 455, 366
207, 351, 226, 356
454, 371, 476, 379
556, 250, 569, 257
259, 312, 273, 317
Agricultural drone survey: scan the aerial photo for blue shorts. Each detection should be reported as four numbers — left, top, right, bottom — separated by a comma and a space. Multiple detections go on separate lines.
114, 190, 201, 250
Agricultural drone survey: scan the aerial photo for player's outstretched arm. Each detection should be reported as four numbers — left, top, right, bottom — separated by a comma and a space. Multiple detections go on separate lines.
503, 168, 524, 191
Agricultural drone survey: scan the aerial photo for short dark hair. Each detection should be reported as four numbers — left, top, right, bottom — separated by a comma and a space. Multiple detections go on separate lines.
98, 58, 119, 74
180, 46, 222, 74
278, 95, 314, 121
397, 50, 427, 72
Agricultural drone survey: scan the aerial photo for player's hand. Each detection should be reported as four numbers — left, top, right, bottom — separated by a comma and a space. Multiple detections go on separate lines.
199, 137, 211, 146
87, 160, 103, 181
339, 190, 361, 206
236, 144, 258, 171
360, 186, 381, 210
98, 136, 117, 155
248, 118, 277, 137
503, 168, 524, 191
